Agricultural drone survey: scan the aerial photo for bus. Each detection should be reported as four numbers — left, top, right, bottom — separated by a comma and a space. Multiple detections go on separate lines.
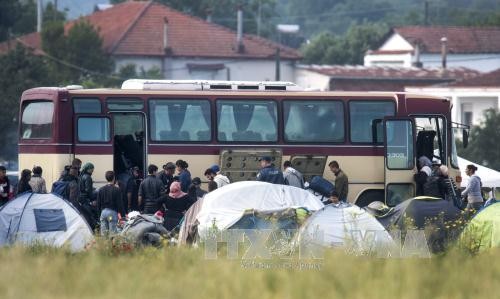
18, 79, 468, 207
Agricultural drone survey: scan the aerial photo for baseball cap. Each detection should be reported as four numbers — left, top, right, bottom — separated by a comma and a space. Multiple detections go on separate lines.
210, 164, 220, 173
259, 156, 272, 162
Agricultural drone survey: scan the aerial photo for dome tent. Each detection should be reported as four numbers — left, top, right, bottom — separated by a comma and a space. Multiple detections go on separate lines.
191, 181, 324, 240
0, 193, 94, 252
460, 202, 500, 253
296, 204, 396, 256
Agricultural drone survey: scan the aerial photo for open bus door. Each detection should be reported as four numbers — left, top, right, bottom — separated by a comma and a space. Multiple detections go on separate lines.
110, 112, 147, 177
383, 118, 416, 206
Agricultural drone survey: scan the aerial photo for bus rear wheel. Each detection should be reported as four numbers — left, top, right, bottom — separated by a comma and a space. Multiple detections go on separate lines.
355, 190, 384, 208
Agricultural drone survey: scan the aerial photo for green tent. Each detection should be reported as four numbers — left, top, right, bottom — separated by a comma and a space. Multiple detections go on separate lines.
460, 203, 500, 253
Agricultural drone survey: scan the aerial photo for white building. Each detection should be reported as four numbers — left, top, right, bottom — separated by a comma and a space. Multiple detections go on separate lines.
364, 26, 500, 73
406, 68, 500, 127
0, 1, 301, 82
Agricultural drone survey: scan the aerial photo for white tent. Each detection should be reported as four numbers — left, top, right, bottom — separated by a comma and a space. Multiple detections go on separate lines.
459, 157, 500, 188
195, 181, 324, 238
0, 193, 94, 251
296, 204, 395, 254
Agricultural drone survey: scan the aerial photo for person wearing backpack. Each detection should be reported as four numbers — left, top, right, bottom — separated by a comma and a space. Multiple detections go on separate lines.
283, 161, 304, 189
53, 166, 80, 207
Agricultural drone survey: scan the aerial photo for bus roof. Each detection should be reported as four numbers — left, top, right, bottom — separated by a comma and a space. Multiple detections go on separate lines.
65, 88, 445, 100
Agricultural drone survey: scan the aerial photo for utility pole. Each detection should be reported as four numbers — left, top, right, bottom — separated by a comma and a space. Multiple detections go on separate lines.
424, 1, 429, 26
37, 0, 43, 32
257, 0, 261, 37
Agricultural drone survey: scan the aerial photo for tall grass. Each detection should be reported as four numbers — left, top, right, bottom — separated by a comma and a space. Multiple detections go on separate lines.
1, 242, 500, 299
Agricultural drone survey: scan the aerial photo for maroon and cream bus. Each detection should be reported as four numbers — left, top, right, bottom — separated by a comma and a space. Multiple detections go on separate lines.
18, 79, 467, 206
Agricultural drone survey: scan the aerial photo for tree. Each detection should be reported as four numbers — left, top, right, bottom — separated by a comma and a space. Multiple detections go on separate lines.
301, 23, 388, 65
458, 109, 500, 171
41, 20, 114, 84
0, 0, 36, 42
0, 45, 54, 160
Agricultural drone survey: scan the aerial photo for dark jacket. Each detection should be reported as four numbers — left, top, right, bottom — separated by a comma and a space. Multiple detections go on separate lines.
157, 172, 174, 192
178, 170, 192, 193
414, 171, 429, 196
159, 194, 195, 230
17, 179, 32, 194
423, 176, 447, 199
61, 174, 80, 206
79, 172, 94, 204
257, 165, 286, 185
139, 175, 165, 213
334, 169, 349, 202
97, 184, 125, 216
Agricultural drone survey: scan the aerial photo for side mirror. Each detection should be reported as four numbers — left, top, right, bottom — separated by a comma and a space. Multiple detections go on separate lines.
463, 129, 469, 148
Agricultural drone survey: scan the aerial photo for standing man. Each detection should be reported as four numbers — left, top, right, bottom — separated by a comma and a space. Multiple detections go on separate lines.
256, 156, 286, 185
283, 161, 304, 189
97, 171, 125, 237
158, 162, 176, 193
0, 166, 10, 206
329, 161, 349, 202
138, 164, 165, 214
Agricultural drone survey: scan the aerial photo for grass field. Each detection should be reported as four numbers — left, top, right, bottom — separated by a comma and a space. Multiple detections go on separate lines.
1, 243, 499, 299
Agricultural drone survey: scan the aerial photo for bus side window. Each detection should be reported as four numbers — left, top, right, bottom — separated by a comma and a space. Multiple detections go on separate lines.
78, 117, 110, 142
217, 100, 277, 142
350, 101, 395, 143
283, 100, 344, 143
149, 99, 211, 142
21, 101, 54, 139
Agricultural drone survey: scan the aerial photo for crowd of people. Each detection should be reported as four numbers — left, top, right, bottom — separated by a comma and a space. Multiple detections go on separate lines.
414, 155, 484, 215
0, 156, 352, 236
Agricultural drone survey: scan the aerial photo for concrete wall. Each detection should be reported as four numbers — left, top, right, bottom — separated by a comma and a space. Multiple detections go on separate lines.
114, 56, 296, 82
294, 69, 331, 90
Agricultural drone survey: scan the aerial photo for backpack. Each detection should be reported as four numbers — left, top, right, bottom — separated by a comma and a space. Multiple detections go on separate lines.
309, 176, 335, 197
52, 180, 70, 198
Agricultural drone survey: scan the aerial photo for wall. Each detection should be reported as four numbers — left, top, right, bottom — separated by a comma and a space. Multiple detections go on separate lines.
405, 87, 500, 126
114, 56, 296, 82
294, 69, 331, 90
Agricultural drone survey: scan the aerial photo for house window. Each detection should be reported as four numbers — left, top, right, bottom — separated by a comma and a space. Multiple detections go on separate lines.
463, 112, 473, 127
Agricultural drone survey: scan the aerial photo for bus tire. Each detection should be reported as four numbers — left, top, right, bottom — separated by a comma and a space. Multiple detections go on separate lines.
355, 189, 384, 208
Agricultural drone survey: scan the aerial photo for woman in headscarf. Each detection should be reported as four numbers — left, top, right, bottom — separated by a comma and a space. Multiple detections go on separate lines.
414, 156, 432, 196
158, 181, 196, 231
17, 169, 32, 194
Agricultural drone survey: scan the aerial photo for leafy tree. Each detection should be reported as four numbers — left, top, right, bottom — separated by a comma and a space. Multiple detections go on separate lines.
41, 20, 114, 84
0, 45, 54, 160
458, 109, 500, 171
301, 23, 388, 65
64, 21, 114, 82
0, 0, 37, 42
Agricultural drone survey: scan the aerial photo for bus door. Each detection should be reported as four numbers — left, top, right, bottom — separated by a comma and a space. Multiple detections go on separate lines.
110, 112, 147, 176
383, 118, 416, 206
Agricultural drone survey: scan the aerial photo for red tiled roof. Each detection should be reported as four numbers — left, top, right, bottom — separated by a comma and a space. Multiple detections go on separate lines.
0, 32, 44, 55
393, 26, 500, 54
448, 68, 500, 87
300, 65, 480, 81
0, 1, 301, 60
